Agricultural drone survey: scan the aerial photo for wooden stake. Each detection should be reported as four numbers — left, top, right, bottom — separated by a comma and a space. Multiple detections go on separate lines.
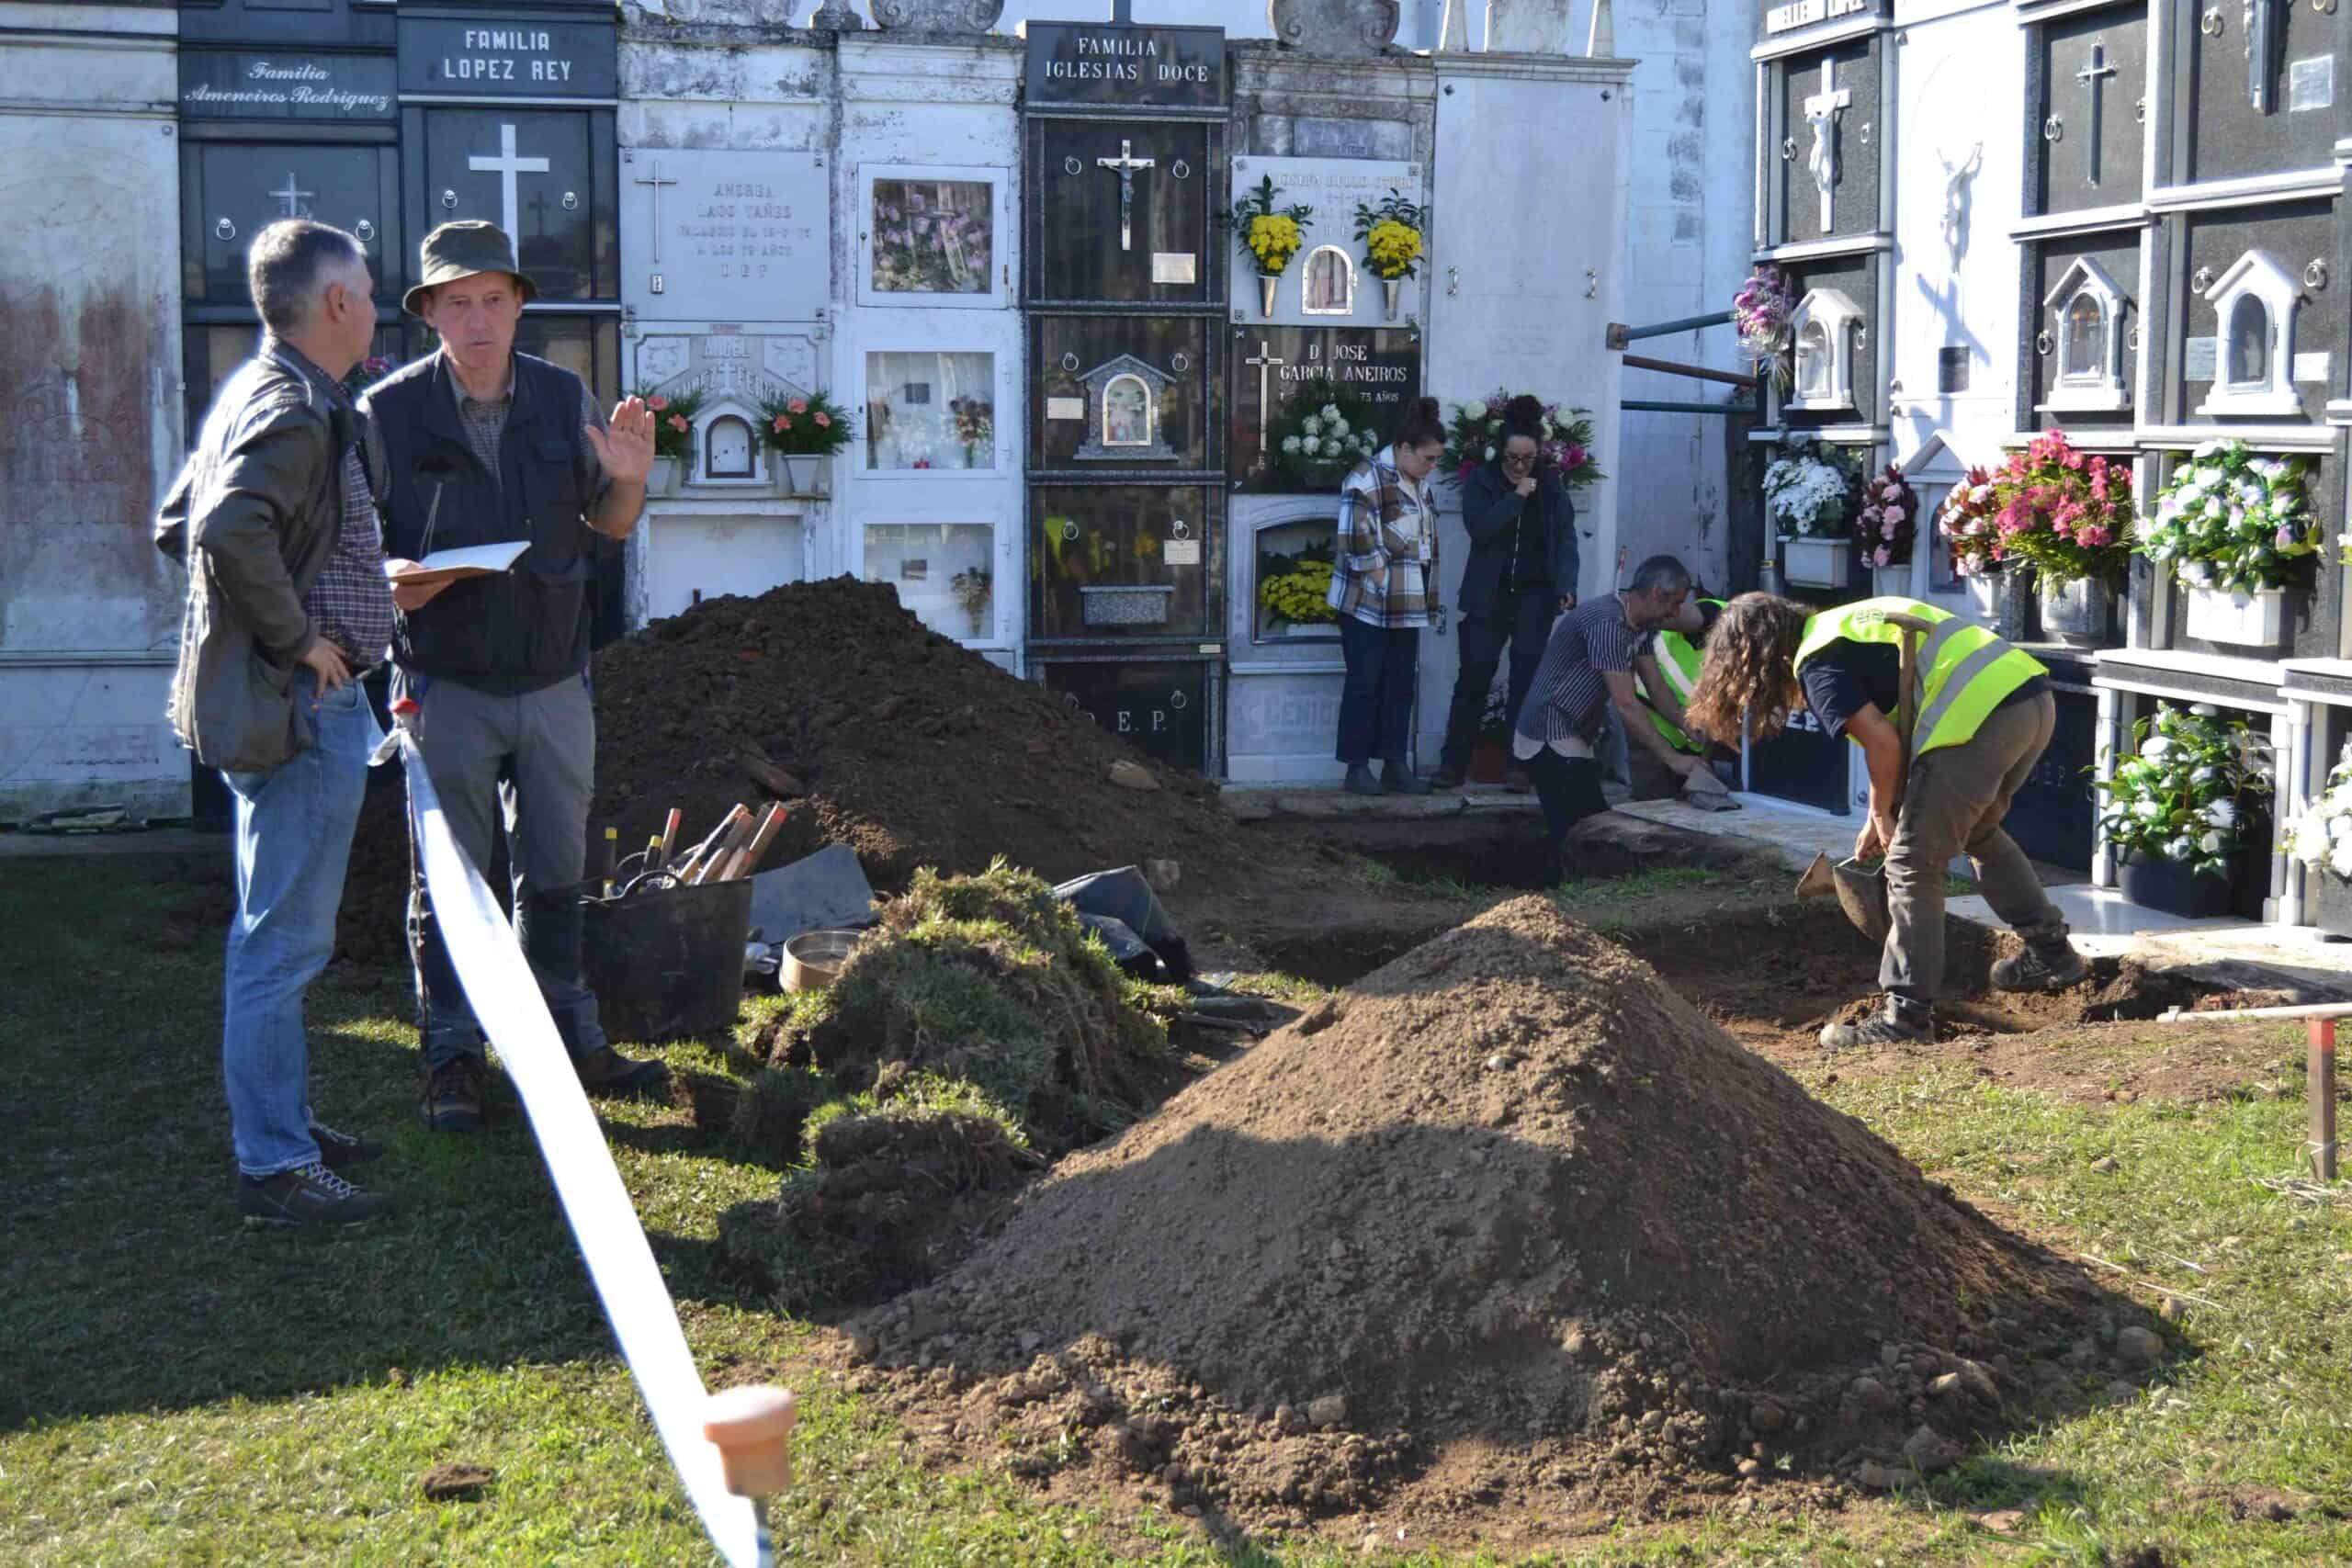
704, 1382, 796, 1563
2312, 1018, 2338, 1182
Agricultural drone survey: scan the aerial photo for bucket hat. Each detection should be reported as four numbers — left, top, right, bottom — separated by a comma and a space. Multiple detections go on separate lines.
402, 220, 538, 317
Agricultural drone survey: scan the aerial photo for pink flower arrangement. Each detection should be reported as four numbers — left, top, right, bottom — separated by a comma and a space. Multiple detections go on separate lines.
1975, 428, 2133, 585
1938, 465, 2004, 577
756, 389, 857, 457
1856, 463, 1918, 569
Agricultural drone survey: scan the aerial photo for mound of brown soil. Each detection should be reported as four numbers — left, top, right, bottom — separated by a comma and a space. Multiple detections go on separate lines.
337, 577, 1259, 964
841, 897, 2132, 1538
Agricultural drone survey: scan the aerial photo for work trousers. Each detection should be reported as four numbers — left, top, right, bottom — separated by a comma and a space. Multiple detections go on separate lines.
220, 681, 381, 1176
1335, 616, 1420, 766
397, 670, 608, 1069
1528, 746, 1609, 886
1883, 690, 2067, 999
1440, 584, 1556, 773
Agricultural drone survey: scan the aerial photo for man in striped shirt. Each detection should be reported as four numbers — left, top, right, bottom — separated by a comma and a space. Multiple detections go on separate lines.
1512, 555, 1702, 882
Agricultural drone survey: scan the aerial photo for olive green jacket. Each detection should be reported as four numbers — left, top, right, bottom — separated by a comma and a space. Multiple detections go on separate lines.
154, 342, 352, 773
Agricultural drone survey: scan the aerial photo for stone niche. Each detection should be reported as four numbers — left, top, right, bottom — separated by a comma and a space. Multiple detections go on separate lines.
2169, 198, 2342, 426
0, 12, 187, 820
2169, 0, 2344, 187
1776, 39, 1880, 247
2032, 3, 2148, 217
2144, 449, 2343, 664
618, 148, 829, 323
1227, 155, 1424, 327
2030, 236, 2139, 424
1777, 254, 1877, 427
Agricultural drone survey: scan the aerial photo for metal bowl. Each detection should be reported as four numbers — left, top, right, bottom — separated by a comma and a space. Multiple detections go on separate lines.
781, 928, 865, 993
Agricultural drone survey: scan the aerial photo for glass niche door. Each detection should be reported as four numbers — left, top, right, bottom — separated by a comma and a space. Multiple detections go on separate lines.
1030, 484, 1216, 641
854, 164, 1010, 310
860, 518, 1012, 649
862, 348, 1007, 476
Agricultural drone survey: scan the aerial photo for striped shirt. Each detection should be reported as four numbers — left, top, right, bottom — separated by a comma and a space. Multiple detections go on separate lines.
1515, 592, 1651, 748
272, 342, 394, 671
1326, 446, 1437, 629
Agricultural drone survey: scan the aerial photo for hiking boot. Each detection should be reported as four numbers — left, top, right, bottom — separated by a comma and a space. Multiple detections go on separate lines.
420, 1059, 485, 1134
1343, 764, 1382, 796
1992, 932, 2089, 993
1819, 994, 1934, 1052
1381, 761, 1433, 795
1430, 764, 1468, 790
308, 1122, 384, 1172
576, 1046, 671, 1098
238, 1162, 392, 1228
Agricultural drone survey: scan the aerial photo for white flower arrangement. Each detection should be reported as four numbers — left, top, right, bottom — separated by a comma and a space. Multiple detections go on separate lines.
2286, 738, 2352, 882
2138, 438, 2317, 595
1761, 434, 1860, 538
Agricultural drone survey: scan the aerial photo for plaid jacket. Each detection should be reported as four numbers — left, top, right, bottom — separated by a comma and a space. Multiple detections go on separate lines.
1326, 446, 1437, 629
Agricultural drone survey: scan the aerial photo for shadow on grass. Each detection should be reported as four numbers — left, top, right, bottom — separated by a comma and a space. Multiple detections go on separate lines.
0, 858, 786, 1431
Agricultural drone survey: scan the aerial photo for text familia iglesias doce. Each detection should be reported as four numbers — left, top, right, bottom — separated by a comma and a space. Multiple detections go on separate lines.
1042, 32, 1215, 86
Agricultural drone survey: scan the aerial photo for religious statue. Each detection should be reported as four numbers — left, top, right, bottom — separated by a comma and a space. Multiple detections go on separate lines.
1801, 60, 1850, 231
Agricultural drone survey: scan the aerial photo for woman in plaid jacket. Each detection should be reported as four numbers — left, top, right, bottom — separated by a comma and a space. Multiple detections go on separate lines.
1326, 396, 1448, 795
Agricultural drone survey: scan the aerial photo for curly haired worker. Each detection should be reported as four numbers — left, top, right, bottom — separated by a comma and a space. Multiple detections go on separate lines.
1682, 593, 2090, 1048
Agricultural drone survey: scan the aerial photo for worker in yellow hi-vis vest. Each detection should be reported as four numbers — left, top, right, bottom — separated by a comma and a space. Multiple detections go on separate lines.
1683, 593, 2089, 1049
1627, 595, 1725, 798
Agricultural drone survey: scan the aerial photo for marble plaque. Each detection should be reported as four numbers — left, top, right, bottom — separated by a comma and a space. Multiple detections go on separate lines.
2289, 57, 2333, 114
1228, 157, 1424, 329
629, 324, 828, 409
2183, 336, 2217, 382
2294, 352, 2331, 384
621, 149, 828, 322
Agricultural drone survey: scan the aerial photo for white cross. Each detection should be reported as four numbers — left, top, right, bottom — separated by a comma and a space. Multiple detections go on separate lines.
1096, 139, 1155, 254
2075, 44, 2118, 186
633, 158, 678, 264
1242, 338, 1287, 456
469, 122, 550, 246
271, 173, 316, 219
1802, 59, 1851, 232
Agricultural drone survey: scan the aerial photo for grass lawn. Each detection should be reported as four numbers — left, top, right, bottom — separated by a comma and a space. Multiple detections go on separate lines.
4, 854, 2347, 1564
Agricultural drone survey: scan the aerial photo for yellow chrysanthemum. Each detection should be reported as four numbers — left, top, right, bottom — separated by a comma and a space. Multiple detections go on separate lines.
1247, 213, 1304, 273
1365, 219, 1422, 279
1259, 561, 1336, 625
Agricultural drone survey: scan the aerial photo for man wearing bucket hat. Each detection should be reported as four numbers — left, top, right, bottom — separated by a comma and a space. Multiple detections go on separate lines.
362, 220, 668, 1133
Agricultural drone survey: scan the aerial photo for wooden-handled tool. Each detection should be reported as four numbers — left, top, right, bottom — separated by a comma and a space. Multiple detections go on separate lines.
658, 807, 683, 871
672, 804, 748, 886
693, 810, 760, 886
723, 803, 788, 882
704, 1382, 796, 1560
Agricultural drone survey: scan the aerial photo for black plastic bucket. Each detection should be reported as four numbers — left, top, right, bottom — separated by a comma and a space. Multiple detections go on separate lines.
581, 876, 756, 1043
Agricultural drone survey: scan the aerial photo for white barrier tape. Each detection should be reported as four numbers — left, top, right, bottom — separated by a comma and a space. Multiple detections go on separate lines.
400, 734, 762, 1568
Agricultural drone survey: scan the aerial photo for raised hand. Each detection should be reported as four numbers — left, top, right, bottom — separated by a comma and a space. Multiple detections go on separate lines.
585, 395, 658, 488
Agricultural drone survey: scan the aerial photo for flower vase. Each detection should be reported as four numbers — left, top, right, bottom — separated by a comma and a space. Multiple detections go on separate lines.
1258, 273, 1279, 318
2182, 585, 2286, 649
775, 454, 831, 498
1872, 563, 1913, 598
1781, 536, 1852, 590
1964, 570, 2003, 621
650, 456, 680, 497
2312, 871, 2352, 941
964, 609, 986, 639
2038, 575, 2112, 649
1383, 276, 1402, 321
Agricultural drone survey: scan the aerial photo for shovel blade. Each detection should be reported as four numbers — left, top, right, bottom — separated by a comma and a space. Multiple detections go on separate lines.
1794, 852, 1839, 902
1831, 858, 1894, 944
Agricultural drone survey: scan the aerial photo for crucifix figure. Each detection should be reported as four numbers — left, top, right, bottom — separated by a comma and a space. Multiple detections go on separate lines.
1241, 338, 1286, 457
634, 159, 678, 264
2075, 44, 2118, 186
1096, 139, 1155, 254
271, 173, 316, 220
1939, 142, 1982, 261
1802, 59, 1851, 233
2245, 0, 2280, 114
469, 122, 550, 245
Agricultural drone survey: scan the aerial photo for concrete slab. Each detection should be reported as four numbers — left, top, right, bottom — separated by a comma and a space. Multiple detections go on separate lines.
0, 825, 221, 861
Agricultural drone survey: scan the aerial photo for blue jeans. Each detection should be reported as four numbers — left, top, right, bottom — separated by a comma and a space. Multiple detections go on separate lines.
1335, 616, 1420, 766
221, 681, 382, 1177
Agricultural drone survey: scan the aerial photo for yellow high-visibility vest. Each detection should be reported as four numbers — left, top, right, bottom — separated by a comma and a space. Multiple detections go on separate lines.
1793, 596, 2047, 755
1638, 598, 1724, 754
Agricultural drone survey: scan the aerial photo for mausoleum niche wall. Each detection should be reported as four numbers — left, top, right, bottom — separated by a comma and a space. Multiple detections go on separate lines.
2166, 0, 2345, 187
2167, 198, 2342, 427
1775, 39, 1881, 247
2028, 236, 2141, 426
2030, 4, 2149, 218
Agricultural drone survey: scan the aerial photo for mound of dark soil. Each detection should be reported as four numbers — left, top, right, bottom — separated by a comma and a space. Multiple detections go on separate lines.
838, 897, 2134, 1538
337, 576, 1259, 964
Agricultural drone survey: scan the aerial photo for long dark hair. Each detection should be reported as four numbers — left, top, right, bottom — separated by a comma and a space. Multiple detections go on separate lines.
1686, 592, 1813, 747
1393, 395, 1444, 452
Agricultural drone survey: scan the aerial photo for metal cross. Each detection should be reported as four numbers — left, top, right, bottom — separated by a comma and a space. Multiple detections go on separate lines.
633, 158, 679, 264
1801, 59, 1850, 232
469, 122, 551, 244
2075, 44, 2118, 186
1242, 338, 1286, 457
1096, 139, 1156, 253
271, 173, 316, 219
2245, 0, 2279, 113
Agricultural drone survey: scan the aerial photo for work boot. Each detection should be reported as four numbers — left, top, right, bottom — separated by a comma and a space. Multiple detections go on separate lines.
420, 1058, 485, 1134
1430, 764, 1468, 790
1343, 764, 1382, 796
237, 1162, 393, 1229
576, 1046, 671, 1098
1992, 927, 2089, 992
308, 1122, 385, 1172
1818, 993, 1934, 1052
1381, 760, 1433, 795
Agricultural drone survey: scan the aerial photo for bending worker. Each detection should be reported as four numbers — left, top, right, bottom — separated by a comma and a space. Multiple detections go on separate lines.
1626, 592, 1725, 798
1683, 593, 2089, 1048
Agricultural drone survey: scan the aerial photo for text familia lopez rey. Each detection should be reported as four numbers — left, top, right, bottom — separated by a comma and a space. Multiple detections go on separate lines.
397, 17, 618, 99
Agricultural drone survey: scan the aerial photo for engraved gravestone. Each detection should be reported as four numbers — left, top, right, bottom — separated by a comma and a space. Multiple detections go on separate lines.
1227, 156, 1423, 328
620, 148, 828, 321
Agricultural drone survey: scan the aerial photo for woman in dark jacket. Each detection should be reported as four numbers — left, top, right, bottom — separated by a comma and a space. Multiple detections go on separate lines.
1431, 396, 1581, 788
